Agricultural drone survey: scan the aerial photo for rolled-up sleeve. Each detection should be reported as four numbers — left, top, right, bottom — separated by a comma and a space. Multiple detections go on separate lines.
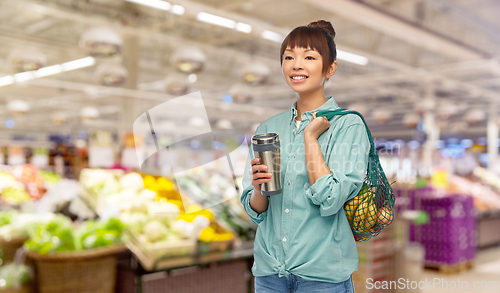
305, 123, 370, 217
240, 128, 269, 225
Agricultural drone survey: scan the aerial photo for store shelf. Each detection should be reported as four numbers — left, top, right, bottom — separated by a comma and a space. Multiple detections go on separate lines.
127, 240, 254, 272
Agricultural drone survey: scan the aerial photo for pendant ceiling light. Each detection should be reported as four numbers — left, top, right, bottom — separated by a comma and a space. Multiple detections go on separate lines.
52, 112, 68, 125
7, 47, 47, 72
170, 46, 206, 74
403, 113, 420, 128
80, 27, 123, 57
373, 109, 393, 124
95, 63, 128, 87
438, 101, 459, 120
228, 83, 253, 104
7, 100, 30, 116
465, 109, 486, 125
415, 99, 436, 116
240, 61, 270, 85
164, 73, 189, 95
80, 106, 100, 121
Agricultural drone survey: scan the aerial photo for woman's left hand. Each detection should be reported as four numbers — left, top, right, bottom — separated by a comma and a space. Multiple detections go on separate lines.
304, 112, 330, 140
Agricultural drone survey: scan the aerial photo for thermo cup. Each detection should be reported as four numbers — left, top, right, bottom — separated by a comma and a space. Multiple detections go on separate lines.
251, 133, 282, 196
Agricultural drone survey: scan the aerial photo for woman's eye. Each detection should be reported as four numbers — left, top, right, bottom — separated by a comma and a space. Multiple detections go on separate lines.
284, 56, 293, 60
306, 56, 315, 60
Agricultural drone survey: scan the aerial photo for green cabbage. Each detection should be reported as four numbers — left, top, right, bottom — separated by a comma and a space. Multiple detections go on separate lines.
24, 216, 125, 254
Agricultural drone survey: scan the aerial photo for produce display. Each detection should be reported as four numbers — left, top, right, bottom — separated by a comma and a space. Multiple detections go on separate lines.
79, 169, 238, 262
177, 172, 256, 241
0, 165, 256, 275
215, 195, 257, 241
175, 168, 237, 209
24, 215, 125, 254
0, 165, 60, 205
0, 263, 32, 290
12, 165, 45, 199
0, 212, 55, 242
38, 171, 61, 189
448, 175, 500, 211
0, 211, 14, 228
79, 169, 122, 198
0, 171, 31, 205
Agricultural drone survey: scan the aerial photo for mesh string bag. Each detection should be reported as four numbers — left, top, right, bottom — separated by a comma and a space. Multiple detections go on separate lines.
316, 108, 395, 242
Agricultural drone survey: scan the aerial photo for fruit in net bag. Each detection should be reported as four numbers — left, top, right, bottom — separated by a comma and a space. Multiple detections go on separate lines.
353, 198, 377, 232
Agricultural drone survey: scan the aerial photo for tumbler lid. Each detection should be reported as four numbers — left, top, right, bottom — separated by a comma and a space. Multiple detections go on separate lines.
252, 133, 279, 145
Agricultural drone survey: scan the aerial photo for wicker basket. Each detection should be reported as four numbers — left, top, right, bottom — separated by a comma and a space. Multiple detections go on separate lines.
0, 238, 27, 264
26, 244, 126, 293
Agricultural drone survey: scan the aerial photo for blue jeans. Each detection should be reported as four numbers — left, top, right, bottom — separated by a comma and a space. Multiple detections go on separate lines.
254, 273, 355, 293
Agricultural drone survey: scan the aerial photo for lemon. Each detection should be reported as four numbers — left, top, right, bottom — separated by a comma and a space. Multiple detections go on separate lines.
354, 199, 377, 231
143, 175, 157, 190
361, 200, 377, 230
220, 233, 233, 241
186, 204, 202, 214
157, 177, 174, 190
199, 226, 216, 242
344, 194, 363, 220
179, 213, 197, 222
359, 183, 369, 194
199, 227, 214, 242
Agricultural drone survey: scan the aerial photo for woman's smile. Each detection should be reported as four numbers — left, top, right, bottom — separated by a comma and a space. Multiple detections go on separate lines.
290, 73, 309, 83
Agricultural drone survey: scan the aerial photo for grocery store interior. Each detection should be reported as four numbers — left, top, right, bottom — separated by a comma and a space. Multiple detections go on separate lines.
1, 0, 500, 292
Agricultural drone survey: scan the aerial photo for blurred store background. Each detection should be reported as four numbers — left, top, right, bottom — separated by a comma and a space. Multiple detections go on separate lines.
0, 0, 500, 292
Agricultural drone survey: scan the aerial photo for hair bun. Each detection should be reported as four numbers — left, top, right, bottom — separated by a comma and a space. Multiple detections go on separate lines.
308, 20, 335, 38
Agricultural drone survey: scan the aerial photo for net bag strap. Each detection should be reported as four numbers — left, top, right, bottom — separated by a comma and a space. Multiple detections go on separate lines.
316, 108, 393, 192
316, 108, 375, 155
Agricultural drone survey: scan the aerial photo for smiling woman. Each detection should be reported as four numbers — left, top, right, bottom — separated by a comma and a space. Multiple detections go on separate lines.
242, 19, 366, 293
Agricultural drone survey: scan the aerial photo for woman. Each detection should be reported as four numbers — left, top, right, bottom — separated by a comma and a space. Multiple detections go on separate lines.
240, 20, 370, 292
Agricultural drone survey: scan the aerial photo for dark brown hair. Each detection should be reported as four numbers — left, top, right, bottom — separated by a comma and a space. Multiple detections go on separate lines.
280, 20, 337, 74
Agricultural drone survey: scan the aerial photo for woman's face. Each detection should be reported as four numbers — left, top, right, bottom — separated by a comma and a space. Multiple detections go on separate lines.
282, 46, 335, 95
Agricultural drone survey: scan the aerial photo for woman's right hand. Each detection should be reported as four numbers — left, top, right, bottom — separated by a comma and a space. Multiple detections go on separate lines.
249, 157, 273, 192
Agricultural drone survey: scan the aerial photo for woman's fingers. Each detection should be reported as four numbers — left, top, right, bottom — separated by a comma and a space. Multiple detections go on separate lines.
249, 165, 268, 176
254, 177, 272, 183
249, 157, 272, 189
249, 157, 271, 178
251, 172, 273, 180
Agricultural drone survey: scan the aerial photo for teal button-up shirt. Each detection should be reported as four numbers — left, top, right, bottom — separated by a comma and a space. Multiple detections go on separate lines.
240, 96, 370, 283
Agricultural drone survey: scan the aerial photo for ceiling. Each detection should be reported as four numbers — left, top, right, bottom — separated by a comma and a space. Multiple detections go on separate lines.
0, 0, 500, 143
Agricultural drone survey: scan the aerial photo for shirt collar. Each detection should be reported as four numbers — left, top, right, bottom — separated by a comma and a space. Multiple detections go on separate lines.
289, 96, 339, 125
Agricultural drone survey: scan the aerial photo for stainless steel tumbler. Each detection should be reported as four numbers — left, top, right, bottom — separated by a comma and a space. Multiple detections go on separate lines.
251, 133, 282, 196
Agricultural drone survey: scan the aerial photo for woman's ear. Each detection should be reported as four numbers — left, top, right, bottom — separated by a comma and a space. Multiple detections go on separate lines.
327, 61, 338, 79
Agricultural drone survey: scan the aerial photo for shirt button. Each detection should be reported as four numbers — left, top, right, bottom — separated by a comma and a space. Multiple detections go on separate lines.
283, 237, 287, 242
288, 181, 290, 185
285, 209, 289, 213
293, 155, 296, 159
